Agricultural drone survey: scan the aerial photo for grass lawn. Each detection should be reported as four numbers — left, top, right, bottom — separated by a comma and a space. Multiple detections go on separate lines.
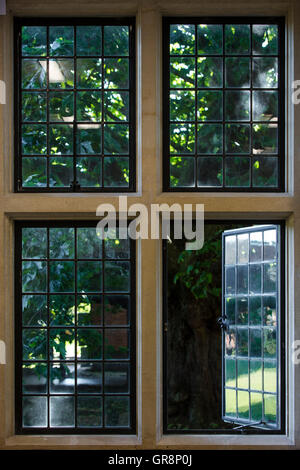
225, 359, 277, 422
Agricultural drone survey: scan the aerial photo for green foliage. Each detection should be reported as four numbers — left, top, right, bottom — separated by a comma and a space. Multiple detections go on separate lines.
168, 23, 279, 189
173, 228, 223, 299
21, 25, 131, 189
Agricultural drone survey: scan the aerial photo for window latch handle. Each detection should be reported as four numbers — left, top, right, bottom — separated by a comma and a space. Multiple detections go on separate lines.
217, 316, 228, 331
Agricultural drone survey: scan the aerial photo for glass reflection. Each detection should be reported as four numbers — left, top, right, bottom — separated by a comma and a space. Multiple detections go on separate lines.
77, 362, 102, 394
23, 397, 47, 427
237, 329, 248, 357
238, 233, 249, 264
225, 329, 236, 356
250, 232, 262, 262
50, 396, 75, 427
50, 362, 75, 394
237, 359, 249, 389
225, 235, 236, 265
23, 363, 47, 394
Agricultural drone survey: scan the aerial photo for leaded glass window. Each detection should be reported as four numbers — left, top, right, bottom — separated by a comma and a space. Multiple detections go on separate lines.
15, 19, 136, 192
163, 221, 284, 433
223, 225, 281, 429
163, 18, 284, 191
15, 222, 136, 433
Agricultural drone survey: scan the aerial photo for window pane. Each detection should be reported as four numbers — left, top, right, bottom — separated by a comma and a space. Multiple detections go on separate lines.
104, 26, 129, 56
164, 19, 282, 191
197, 124, 223, 155
170, 157, 195, 188
50, 396, 75, 427
17, 223, 135, 433
104, 124, 129, 155
23, 397, 47, 427
22, 92, 47, 121
23, 295, 47, 326
49, 157, 73, 187
225, 91, 250, 122
77, 294, 102, 326
221, 225, 280, 429
22, 26, 47, 56
23, 329, 47, 360
170, 123, 195, 154
22, 261, 47, 292
50, 295, 75, 326
49, 91, 74, 122
171, 57, 195, 88
22, 157, 47, 187
105, 396, 130, 427
197, 157, 223, 187
253, 57, 278, 88
77, 362, 102, 394
22, 124, 47, 155
197, 57, 222, 88
104, 261, 130, 292
225, 125, 250, 154
17, 21, 135, 191
22, 59, 47, 89
198, 91, 222, 121
170, 90, 195, 121
225, 24, 250, 54
103, 157, 129, 188
50, 363, 75, 394
165, 222, 282, 431
22, 227, 47, 259
23, 363, 47, 394
49, 59, 74, 88
49, 26, 74, 56
77, 227, 102, 259
225, 157, 250, 188
225, 58, 250, 88
170, 24, 195, 55
253, 25, 278, 55
198, 24, 222, 54
76, 26, 102, 56
238, 391, 250, 420
49, 227, 75, 259
77, 261, 102, 292
77, 397, 102, 427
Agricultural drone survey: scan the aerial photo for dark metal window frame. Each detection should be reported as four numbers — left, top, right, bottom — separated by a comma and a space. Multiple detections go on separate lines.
162, 17, 285, 192
15, 220, 136, 435
222, 224, 281, 430
14, 17, 136, 193
162, 220, 285, 434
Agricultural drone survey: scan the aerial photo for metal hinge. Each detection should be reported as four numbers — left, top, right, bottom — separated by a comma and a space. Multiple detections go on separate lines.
233, 420, 264, 431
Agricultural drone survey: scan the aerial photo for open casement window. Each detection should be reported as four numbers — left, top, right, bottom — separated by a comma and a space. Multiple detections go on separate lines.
222, 225, 281, 430
163, 221, 284, 434
15, 221, 136, 434
14, 18, 136, 192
